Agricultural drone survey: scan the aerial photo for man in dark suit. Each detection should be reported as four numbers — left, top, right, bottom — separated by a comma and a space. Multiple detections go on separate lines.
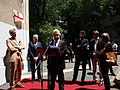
47, 29, 67, 90
28, 34, 42, 83
72, 30, 89, 84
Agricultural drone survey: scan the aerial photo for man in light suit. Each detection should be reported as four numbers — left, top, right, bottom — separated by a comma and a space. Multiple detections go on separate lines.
90, 30, 103, 86
28, 34, 42, 83
6, 28, 25, 89
47, 29, 67, 90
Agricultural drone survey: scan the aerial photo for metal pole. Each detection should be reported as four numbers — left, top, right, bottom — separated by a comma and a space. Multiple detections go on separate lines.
35, 40, 53, 90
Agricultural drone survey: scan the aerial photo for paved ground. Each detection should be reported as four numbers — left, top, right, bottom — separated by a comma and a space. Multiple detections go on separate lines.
0, 56, 120, 90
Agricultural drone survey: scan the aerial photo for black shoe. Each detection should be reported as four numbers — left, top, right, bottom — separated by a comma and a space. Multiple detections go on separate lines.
50, 87, 54, 90
16, 84, 25, 88
111, 73, 116, 76
38, 79, 42, 82
114, 78, 120, 87
71, 80, 76, 84
92, 79, 97, 83
31, 80, 35, 83
89, 67, 91, 70
98, 81, 103, 86
97, 72, 100, 75
81, 80, 84, 85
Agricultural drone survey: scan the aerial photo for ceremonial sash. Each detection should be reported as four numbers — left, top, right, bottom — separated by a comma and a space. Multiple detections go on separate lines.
8, 38, 24, 61
8, 38, 20, 47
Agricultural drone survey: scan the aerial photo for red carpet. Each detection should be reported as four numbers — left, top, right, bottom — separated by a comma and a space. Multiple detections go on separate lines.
16, 78, 105, 90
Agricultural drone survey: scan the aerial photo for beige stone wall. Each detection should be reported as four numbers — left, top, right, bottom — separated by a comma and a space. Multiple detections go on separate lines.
0, 0, 23, 25
0, 0, 29, 85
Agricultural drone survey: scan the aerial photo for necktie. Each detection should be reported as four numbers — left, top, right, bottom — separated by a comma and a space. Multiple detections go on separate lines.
55, 41, 57, 46
34, 42, 37, 49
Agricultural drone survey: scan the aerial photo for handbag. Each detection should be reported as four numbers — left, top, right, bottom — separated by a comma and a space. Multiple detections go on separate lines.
106, 52, 117, 66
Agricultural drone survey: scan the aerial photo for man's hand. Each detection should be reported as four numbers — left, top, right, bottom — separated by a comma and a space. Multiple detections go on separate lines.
34, 57, 38, 63
15, 46, 22, 52
98, 50, 104, 55
15, 46, 21, 50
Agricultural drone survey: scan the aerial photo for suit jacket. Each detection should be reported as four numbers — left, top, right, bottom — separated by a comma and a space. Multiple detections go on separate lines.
73, 38, 89, 59
90, 38, 99, 58
6, 38, 25, 62
90, 37, 100, 52
97, 41, 113, 60
90, 38, 96, 53
28, 41, 42, 61
47, 40, 67, 70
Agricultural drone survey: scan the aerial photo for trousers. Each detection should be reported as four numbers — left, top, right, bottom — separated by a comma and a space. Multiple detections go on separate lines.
92, 54, 103, 80
10, 58, 22, 86
72, 57, 87, 82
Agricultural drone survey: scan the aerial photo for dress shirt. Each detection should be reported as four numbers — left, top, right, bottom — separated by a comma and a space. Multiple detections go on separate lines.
94, 37, 99, 53
54, 39, 60, 47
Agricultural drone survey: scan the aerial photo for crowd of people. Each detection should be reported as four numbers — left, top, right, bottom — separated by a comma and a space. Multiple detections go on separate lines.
5, 28, 119, 90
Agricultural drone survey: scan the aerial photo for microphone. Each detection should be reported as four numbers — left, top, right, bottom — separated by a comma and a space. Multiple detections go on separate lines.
49, 39, 54, 45
44, 39, 54, 55
51, 38, 54, 41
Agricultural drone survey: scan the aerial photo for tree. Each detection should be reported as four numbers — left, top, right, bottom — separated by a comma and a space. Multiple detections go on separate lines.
29, 0, 119, 44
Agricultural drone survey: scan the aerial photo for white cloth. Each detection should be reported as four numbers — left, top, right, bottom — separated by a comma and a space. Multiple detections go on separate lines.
112, 43, 118, 51
94, 37, 99, 53
54, 39, 60, 47
34, 42, 38, 49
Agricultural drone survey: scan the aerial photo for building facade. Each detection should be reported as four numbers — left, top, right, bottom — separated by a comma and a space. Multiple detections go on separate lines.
0, 0, 29, 85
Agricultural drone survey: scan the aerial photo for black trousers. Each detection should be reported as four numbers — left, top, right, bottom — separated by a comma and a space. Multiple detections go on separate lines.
72, 57, 87, 82
109, 66, 114, 74
48, 68, 64, 90
100, 60, 110, 90
31, 60, 41, 80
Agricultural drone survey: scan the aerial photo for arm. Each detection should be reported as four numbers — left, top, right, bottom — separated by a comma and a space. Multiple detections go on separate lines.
62, 41, 68, 55
97, 42, 113, 55
84, 39, 89, 50
37, 42, 42, 58
6, 39, 18, 51
104, 43, 113, 53
28, 42, 34, 58
19, 40, 25, 50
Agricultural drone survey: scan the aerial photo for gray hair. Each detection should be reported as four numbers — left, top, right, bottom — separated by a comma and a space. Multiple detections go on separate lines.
9, 28, 16, 35
33, 34, 38, 38
53, 29, 61, 35
101, 33, 110, 40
